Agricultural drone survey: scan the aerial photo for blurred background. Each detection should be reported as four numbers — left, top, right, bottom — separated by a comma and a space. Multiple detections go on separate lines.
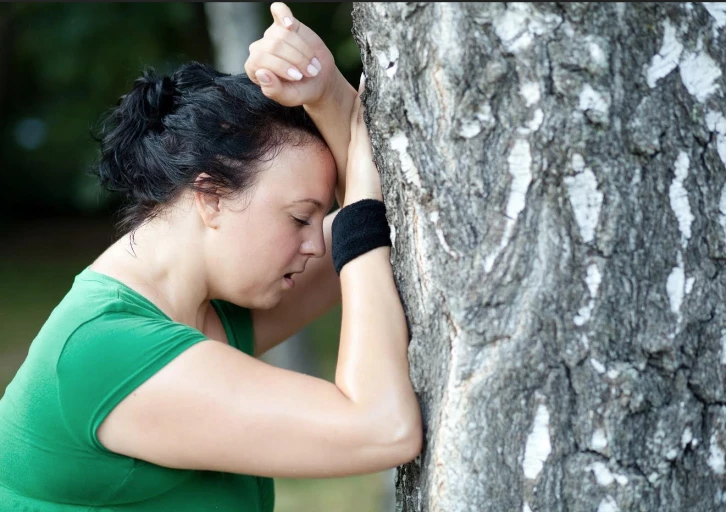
0, 3, 395, 511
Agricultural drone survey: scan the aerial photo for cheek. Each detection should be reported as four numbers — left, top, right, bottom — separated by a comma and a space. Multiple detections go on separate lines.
256, 220, 302, 267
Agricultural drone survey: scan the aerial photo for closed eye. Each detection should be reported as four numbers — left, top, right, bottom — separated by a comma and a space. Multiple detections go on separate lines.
292, 216, 310, 226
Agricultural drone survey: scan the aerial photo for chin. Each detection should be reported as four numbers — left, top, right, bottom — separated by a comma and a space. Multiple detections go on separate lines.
252, 293, 283, 310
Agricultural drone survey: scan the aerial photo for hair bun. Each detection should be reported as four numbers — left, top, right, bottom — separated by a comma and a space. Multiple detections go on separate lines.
147, 74, 178, 131
156, 76, 176, 120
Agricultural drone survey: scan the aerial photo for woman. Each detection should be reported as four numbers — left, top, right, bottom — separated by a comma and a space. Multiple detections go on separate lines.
0, 3, 422, 511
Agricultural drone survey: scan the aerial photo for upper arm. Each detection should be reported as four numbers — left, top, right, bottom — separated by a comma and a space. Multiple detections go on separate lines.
97, 340, 420, 478
251, 210, 341, 357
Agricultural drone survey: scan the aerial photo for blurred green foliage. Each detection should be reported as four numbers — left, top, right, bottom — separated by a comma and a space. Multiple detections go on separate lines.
0, 2, 361, 222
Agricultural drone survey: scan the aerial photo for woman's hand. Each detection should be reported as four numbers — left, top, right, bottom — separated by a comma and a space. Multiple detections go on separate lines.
344, 76, 383, 206
245, 2, 340, 108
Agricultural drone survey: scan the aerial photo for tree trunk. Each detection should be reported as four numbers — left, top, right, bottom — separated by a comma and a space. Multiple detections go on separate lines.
352, 2, 726, 511
204, 2, 263, 75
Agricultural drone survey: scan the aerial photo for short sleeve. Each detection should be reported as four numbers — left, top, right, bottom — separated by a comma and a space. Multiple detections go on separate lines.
56, 312, 208, 451
210, 300, 255, 356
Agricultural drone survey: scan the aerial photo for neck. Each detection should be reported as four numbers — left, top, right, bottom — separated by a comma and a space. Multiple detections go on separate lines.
106, 214, 211, 331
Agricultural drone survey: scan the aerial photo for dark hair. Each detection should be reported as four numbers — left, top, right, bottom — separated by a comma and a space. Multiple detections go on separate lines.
90, 61, 323, 235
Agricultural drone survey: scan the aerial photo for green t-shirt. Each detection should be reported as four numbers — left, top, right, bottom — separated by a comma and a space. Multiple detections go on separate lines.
0, 266, 274, 511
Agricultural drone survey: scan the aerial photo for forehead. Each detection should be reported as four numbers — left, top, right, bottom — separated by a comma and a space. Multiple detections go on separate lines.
256, 141, 336, 199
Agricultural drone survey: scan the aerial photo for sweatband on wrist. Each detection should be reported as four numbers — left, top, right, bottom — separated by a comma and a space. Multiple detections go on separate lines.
332, 199, 392, 275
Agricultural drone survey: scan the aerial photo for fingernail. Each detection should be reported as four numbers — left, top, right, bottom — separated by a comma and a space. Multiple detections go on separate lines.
256, 70, 271, 84
283, 16, 293, 27
307, 64, 319, 76
312, 57, 322, 71
287, 67, 303, 80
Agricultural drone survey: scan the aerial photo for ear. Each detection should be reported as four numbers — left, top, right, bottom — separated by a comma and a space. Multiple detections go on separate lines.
193, 173, 221, 229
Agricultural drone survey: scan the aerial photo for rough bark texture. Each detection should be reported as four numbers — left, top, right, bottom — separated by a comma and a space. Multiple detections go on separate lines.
352, 3, 726, 511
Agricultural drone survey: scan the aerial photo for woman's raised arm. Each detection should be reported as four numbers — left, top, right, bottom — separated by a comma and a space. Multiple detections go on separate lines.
244, 2, 358, 205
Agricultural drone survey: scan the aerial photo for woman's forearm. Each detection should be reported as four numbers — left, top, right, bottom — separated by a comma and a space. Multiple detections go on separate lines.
304, 70, 358, 205
334, 247, 422, 442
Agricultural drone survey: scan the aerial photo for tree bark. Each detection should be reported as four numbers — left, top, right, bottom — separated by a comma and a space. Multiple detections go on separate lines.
205, 2, 263, 75
352, 2, 726, 511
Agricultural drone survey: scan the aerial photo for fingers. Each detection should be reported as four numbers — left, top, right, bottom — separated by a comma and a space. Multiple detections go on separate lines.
247, 15, 322, 86
349, 93, 362, 134
263, 26, 316, 64
249, 43, 313, 82
270, 2, 300, 32
254, 68, 282, 95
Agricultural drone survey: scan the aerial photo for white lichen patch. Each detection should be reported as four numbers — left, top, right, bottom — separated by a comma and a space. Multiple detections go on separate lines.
666, 261, 686, 317
685, 277, 695, 294
704, 3, 726, 26
646, 20, 683, 88
703, 3, 726, 38
590, 358, 606, 374
720, 184, 726, 244
706, 110, 726, 170
375, 46, 399, 78
679, 48, 722, 103
494, 4, 532, 52
586, 462, 629, 487
523, 403, 552, 480
565, 163, 603, 244
682, 427, 694, 448
494, 3, 561, 54
523, 503, 533, 512
586, 263, 602, 297
517, 108, 545, 136
526, 109, 544, 132
669, 151, 694, 248
588, 41, 608, 71
505, 139, 533, 227
458, 103, 494, 139
576, 262, 603, 323
580, 333, 590, 350
589, 462, 615, 486
459, 120, 482, 139
578, 84, 610, 117
592, 428, 609, 451
429, 211, 459, 259
708, 432, 726, 475
485, 139, 532, 272
574, 304, 593, 326
520, 81, 541, 106
390, 132, 421, 188
597, 496, 620, 512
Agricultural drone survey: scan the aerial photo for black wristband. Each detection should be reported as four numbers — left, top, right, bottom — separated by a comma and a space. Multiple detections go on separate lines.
332, 199, 392, 275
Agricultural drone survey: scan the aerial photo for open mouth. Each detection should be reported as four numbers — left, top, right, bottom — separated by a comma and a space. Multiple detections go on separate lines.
283, 273, 295, 287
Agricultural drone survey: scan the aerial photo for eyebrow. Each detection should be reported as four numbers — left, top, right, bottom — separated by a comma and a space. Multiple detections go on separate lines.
292, 198, 324, 209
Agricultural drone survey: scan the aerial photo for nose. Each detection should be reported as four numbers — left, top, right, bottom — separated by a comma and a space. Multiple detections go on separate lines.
301, 228, 326, 258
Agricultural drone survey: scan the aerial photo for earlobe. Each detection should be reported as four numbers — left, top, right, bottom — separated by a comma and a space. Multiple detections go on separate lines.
194, 173, 221, 229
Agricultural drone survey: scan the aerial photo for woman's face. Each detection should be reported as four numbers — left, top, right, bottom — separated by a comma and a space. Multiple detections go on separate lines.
208, 140, 336, 309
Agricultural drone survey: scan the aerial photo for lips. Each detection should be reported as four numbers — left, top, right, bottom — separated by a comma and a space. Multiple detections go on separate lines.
283, 269, 303, 288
